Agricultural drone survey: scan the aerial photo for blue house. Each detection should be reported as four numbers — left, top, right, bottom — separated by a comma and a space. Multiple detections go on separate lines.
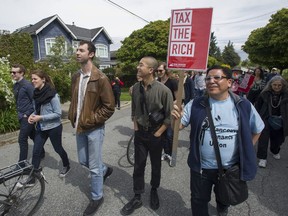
15, 14, 113, 70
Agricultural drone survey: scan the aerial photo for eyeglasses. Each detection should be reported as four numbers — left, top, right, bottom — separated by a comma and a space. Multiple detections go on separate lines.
10, 71, 19, 75
157, 70, 164, 72
205, 75, 227, 82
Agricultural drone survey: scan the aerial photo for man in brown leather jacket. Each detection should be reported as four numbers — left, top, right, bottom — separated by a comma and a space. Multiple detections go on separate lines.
68, 40, 115, 216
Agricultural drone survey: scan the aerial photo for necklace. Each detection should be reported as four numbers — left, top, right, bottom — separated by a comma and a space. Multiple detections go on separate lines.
271, 96, 282, 108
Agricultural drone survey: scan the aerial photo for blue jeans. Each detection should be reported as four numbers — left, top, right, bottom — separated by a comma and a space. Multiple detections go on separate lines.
32, 124, 69, 169
190, 169, 229, 216
76, 126, 107, 200
18, 117, 35, 162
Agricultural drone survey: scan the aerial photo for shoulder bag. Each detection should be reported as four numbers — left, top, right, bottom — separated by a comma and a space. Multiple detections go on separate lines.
206, 101, 248, 206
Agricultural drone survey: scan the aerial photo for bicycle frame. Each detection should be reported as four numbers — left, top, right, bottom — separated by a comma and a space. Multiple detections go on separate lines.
0, 160, 46, 216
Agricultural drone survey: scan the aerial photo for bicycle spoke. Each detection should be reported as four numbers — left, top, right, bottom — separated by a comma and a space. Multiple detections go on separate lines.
0, 172, 45, 216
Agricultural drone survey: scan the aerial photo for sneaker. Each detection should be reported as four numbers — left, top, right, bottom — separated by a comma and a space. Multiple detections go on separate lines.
161, 153, 167, 161
273, 153, 281, 160
59, 166, 71, 177
164, 154, 173, 167
16, 177, 35, 188
104, 167, 113, 182
83, 197, 104, 216
258, 159, 267, 168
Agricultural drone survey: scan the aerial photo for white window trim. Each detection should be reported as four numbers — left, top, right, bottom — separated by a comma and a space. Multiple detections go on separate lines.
99, 65, 110, 70
72, 40, 80, 53
45, 38, 68, 55
95, 44, 108, 58
45, 38, 56, 55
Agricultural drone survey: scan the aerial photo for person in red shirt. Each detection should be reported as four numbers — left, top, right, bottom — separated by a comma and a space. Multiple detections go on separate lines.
111, 76, 124, 110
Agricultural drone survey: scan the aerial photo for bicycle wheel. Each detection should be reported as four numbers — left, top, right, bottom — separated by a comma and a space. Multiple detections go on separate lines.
126, 134, 135, 166
0, 171, 45, 216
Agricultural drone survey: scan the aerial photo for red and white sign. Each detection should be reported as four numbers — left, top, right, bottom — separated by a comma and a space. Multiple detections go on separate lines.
237, 74, 255, 93
167, 8, 213, 70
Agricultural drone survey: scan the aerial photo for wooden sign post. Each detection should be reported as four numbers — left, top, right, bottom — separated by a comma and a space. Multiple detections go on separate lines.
170, 70, 185, 167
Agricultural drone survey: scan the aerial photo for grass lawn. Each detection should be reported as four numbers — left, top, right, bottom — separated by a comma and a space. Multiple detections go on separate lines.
120, 91, 131, 101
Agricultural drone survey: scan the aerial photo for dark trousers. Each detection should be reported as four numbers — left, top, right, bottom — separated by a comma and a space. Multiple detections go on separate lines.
133, 130, 163, 194
163, 126, 173, 156
18, 117, 35, 162
113, 91, 121, 108
32, 124, 69, 169
190, 169, 229, 216
257, 120, 284, 159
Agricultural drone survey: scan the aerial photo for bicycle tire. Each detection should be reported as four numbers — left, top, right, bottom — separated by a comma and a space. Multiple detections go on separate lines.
126, 134, 135, 166
0, 170, 45, 216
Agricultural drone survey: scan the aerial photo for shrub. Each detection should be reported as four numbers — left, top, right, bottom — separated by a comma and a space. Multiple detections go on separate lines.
49, 69, 71, 103
0, 108, 19, 134
0, 56, 14, 110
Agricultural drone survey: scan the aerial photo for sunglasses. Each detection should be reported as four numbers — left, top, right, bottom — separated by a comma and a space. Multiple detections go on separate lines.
157, 70, 164, 72
10, 71, 20, 75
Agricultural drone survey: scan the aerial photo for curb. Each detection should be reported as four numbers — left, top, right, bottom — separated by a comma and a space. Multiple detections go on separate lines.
0, 119, 71, 147
0, 101, 131, 147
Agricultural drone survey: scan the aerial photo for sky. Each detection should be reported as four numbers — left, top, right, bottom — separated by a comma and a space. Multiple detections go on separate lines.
0, 0, 287, 59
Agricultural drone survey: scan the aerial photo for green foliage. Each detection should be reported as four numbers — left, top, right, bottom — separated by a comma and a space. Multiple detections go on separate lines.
33, 36, 80, 103
0, 33, 34, 69
242, 8, 288, 71
33, 61, 72, 103
44, 36, 80, 73
0, 107, 19, 134
46, 36, 71, 69
50, 70, 71, 103
209, 32, 222, 62
222, 41, 241, 67
103, 67, 116, 78
116, 19, 170, 73
207, 56, 219, 68
120, 91, 131, 101
0, 57, 14, 110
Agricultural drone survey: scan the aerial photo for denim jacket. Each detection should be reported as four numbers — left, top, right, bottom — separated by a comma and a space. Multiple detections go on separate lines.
35, 94, 62, 131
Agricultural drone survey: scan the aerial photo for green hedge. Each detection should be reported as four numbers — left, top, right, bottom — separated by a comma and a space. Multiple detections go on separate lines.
0, 108, 19, 134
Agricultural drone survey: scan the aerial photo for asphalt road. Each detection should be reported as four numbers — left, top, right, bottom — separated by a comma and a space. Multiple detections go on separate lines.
1, 104, 288, 216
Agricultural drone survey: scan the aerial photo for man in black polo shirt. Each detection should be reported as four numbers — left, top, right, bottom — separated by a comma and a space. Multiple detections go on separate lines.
121, 57, 173, 215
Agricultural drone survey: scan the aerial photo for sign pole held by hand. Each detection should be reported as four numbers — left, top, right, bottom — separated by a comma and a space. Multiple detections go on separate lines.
170, 70, 184, 167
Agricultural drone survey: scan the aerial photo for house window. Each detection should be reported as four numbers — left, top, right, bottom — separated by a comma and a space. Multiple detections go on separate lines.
45, 38, 67, 55
45, 38, 56, 55
95, 44, 108, 58
99, 65, 110, 70
72, 41, 80, 52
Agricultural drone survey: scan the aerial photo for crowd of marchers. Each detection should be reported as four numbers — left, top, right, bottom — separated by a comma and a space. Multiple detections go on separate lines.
10, 43, 288, 216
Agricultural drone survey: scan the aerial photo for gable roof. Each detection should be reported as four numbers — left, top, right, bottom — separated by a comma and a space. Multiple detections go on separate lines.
66, 25, 113, 44
16, 14, 77, 39
15, 14, 113, 44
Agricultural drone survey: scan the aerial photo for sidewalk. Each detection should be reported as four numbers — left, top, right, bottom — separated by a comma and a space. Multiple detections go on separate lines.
0, 101, 131, 146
